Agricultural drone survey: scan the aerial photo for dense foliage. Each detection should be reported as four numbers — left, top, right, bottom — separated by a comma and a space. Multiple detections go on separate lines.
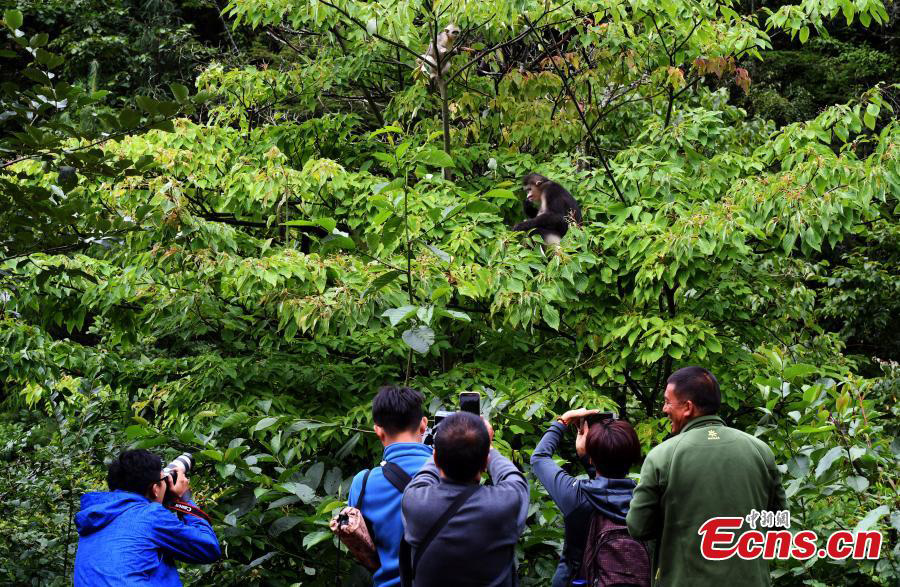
1, 1, 898, 585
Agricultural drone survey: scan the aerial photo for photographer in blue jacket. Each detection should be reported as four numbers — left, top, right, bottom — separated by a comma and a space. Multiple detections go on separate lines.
74, 449, 221, 586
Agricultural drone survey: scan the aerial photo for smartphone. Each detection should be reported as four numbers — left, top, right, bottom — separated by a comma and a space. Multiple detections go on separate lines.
459, 391, 481, 415
585, 412, 617, 426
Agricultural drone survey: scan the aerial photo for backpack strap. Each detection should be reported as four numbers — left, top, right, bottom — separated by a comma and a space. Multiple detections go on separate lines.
381, 461, 413, 493
355, 469, 374, 538
355, 469, 372, 509
411, 485, 479, 578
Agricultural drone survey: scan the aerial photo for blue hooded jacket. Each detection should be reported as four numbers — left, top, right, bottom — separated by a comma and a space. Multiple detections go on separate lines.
348, 442, 433, 587
74, 490, 221, 586
531, 422, 638, 587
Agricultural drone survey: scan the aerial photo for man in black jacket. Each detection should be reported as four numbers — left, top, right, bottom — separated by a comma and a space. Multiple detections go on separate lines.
401, 412, 529, 586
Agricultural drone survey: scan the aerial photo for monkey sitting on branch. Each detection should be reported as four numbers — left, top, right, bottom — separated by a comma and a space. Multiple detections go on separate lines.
416, 23, 463, 82
512, 173, 582, 245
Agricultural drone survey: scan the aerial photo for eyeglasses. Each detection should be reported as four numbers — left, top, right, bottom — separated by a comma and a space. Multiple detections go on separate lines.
663, 398, 684, 408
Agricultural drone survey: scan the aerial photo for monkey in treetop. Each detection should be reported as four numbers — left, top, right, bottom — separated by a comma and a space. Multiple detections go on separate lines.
417, 23, 462, 80
512, 173, 582, 245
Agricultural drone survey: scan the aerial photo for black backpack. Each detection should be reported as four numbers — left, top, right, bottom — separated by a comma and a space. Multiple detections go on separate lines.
580, 513, 651, 587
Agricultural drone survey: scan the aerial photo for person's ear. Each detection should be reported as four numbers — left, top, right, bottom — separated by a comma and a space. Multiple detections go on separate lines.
374, 424, 388, 445
418, 416, 428, 435
684, 400, 696, 418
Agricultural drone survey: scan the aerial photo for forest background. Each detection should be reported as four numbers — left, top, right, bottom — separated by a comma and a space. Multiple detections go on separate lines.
1, 0, 898, 585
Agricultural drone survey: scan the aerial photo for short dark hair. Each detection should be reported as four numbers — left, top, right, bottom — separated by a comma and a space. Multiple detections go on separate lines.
586, 419, 641, 478
434, 412, 490, 482
372, 385, 424, 435
667, 366, 721, 415
107, 449, 163, 495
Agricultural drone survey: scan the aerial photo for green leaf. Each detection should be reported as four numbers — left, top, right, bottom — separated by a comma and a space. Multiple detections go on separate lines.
798, 26, 809, 43
285, 419, 333, 434
302, 462, 325, 490
169, 82, 189, 103
845, 476, 869, 493
267, 495, 302, 510
402, 326, 435, 354
483, 188, 517, 200
854, 505, 889, 533
369, 125, 404, 139
814, 446, 843, 479
4, 10, 23, 30
269, 516, 303, 536
320, 234, 356, 252
125, 425, 153, 439
417, 149, 455, 168
792, 424, 834, 435
278, 482, 316, 503
863, 112, 876, 130
303, 530, 332, 549
284, 218, 337, 233
786, 454, 810, 478
135, 95, 157, 114
442, 309, 470, 322
246, 552, 277, 568
199, 449, 224, 462
30, 33, 48, 48
254, 417, 279, 432
335, 432, 361, 460
783, 363, 817, 381
426, 243, 451, 262
542, 305, 560, 330
367, 270, 403, 296
465, 201, 499, 215
382, 305, 417, 327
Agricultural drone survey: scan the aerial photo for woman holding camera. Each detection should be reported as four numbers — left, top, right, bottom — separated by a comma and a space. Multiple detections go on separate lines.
530, 408, 642, 587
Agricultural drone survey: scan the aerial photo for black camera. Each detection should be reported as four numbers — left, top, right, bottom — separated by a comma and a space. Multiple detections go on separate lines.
584, 412, 617, 426
424, 392, 482, 445
424, 410, 453, 445
337, 511, 350, 527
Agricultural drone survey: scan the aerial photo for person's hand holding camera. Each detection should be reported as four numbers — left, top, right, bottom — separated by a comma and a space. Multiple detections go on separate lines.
557, 408, 599, 427
165, 465, 190, 498
482, 416, 494, 443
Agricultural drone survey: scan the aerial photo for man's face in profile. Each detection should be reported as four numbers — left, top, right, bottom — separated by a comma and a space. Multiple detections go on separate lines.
663, 384, 691, 434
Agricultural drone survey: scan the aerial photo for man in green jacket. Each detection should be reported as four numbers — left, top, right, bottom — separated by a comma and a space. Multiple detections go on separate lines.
626, 367, 787, 586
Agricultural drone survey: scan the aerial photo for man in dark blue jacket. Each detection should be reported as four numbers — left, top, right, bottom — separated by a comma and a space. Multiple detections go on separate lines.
531, 408, 640, 587
346, 385, 433, 587
74, 449, 221, 586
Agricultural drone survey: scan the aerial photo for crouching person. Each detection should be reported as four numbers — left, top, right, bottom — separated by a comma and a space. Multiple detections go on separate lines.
531, 409, 649, 587
74, 449, 221, 586
401, 412, 529, 587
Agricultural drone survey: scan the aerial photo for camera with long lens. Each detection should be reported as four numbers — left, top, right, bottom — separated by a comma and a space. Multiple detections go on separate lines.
162, 453, 194, 504
424, 392, 481, 445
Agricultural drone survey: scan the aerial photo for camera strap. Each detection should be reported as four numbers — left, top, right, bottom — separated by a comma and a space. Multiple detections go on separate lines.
167, 500, 212, 523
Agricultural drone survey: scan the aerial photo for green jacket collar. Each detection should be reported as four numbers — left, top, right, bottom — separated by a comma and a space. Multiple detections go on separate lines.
680, 414, 725, 434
